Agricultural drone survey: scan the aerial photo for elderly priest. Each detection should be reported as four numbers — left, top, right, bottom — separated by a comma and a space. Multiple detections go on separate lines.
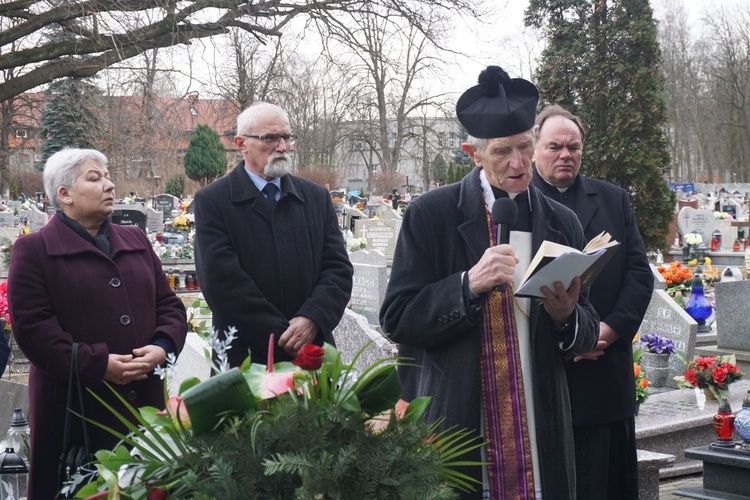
380, 66, 599, 500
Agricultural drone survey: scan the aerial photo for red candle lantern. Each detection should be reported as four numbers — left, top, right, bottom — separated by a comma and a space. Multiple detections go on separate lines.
712, 398, 736, 448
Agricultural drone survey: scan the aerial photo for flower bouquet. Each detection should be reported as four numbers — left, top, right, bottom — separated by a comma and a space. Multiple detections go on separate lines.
656, 261, 693, 305
633, 346, 649, 405
346, 237, 367, 252
674, 354, 745, 401
69, 334, 482, 499
640, 333, 675, 355
171, 214, 194, 233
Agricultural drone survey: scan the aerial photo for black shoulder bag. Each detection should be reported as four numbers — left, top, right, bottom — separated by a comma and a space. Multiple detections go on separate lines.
58, 342, 95, 497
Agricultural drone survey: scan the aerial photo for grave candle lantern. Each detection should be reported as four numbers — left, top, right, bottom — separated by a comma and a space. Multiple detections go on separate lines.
0, 448, 27, 500
712, 399, 736, 448
685, 275, 712, 333
735, 390, 750, 449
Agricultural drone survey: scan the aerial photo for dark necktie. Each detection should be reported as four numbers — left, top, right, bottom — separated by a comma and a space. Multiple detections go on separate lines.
262, 183, 278, 207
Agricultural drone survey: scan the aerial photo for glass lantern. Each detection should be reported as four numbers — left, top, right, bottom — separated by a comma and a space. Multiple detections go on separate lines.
736, 390, 750, 449
5, 409, 29, 464
685, 275, 712, 333
0, 448, 28, 500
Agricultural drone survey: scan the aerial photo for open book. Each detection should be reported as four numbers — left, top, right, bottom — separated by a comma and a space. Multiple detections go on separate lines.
514, 231, 620, 299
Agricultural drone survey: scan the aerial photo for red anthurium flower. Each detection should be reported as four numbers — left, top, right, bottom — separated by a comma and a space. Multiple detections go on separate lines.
259, 334, 297, 399
156, 396, 191, 429
147, 486, 168, 500
293, 344, 325, 371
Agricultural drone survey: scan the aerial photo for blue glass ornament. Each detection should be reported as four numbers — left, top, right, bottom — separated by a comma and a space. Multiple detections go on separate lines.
736, 390, 750, 445
684, 275, 712, 333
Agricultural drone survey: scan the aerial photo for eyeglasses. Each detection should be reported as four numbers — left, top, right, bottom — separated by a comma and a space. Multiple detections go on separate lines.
242, 134, 297, 146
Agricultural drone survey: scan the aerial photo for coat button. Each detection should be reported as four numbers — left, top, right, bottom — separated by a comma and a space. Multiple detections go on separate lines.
437, 319, 443, 327
127, 391, 137, 402
120, 315, 131, 325
109, 278, 121, 287
441, 315, 448, 322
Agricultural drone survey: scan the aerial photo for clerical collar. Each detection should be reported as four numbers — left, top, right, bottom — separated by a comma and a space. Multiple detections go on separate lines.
479, 168, 532, 212
539, 174, 575, 193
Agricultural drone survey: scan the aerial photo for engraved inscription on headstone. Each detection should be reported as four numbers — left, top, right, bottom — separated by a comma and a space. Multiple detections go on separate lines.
146, 207, 164, 235
639, 289, 697, 388
111, 204, 147, 231
155, 194, 179, 217
677, 207, 716, 245
354, 219, 402, 266
348, 250, 387, 325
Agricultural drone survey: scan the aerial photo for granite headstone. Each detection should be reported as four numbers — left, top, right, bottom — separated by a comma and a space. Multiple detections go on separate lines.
332, 309, 394, 371
0, 212, 14, 228
677, 206, 716, 245
348, 249, 388, 325
112, 203, 147, 231
155, 194, 179, 217
374, 203, 402, 220
714, 280, 750, 351
354, 218, 402, 266
146, 207, 164, 235
344, 206, 367, 234
28, 205, 48, 232
639, 289, 697, 388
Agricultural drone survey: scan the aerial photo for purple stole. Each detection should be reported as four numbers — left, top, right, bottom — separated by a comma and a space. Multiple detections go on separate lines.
480, 212, 536, 498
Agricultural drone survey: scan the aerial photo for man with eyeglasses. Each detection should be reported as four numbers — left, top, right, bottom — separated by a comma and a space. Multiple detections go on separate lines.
193, 101, 353, 369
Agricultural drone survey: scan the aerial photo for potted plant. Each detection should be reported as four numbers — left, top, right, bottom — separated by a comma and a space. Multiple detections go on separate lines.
674, 354, 745, 401
639, 333, 676, 388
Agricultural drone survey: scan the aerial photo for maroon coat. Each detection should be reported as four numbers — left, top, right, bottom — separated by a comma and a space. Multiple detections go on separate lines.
8, 215, 187, 499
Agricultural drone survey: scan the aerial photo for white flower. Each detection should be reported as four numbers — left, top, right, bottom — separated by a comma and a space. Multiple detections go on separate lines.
684, 233, 703, 246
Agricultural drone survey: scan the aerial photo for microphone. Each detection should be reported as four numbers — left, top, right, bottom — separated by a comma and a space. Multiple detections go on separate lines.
491, 198, 518, 292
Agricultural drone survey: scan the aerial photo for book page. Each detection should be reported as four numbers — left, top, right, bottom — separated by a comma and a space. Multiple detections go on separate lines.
583, 231, 619, 253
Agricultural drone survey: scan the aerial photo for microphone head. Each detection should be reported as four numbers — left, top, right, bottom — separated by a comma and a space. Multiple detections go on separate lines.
491, 197, 518, 226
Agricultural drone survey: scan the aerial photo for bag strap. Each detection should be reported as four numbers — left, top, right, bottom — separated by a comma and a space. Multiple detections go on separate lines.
61, 342, 91, 454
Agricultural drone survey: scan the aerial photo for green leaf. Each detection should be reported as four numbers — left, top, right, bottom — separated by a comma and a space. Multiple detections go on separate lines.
179, 377, 202, 395
182, 367, 257, 435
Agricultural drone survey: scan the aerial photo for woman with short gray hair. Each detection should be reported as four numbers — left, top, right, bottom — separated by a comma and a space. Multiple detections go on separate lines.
8, 148, 188, 498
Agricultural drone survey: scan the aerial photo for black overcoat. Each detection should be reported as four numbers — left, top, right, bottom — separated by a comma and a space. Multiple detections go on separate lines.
380, 168, 599, 499
533, 172, 653, 424
8, 215, 187, 499
194, 163, 353, 367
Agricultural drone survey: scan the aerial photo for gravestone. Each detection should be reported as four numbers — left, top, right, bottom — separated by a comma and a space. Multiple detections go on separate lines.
354, 218, 402, 266
0, 380, 29, 438
348, 249, 388, 325
172, 332, 212, 390
677, 206, 716, 245
343, 206, 367, 234
651, 264, 666, 291
639, 289, 697, 388
365, 196, 381, 218
112, 204, 146, 231
155, 194, 179, 217
0, 212, 14, 228
374, 204, 402, 220
146, 207, 164, 235
714, 280, 750, 352
714, 219, 737, 250
333, 201, 345, 228
185, 198, 195, 214
332, 308, 394, 371
27, 205, 48, 232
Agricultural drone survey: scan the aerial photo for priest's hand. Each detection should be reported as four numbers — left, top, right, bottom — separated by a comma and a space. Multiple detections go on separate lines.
467, 244, 519, 294
539, 275, 581, 328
